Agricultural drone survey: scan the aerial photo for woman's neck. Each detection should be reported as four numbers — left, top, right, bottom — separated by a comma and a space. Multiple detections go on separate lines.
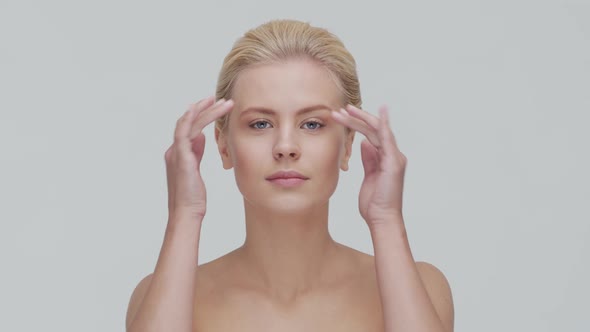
235, 199, 343, 305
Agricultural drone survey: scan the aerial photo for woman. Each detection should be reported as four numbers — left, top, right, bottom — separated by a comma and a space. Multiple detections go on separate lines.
126, 19, 454, 332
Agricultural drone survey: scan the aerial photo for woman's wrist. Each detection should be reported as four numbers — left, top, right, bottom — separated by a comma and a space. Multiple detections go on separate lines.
168, 211, 204, 228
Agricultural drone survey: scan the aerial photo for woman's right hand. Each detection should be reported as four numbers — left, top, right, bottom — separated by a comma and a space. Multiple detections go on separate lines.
164, 96, 234, 222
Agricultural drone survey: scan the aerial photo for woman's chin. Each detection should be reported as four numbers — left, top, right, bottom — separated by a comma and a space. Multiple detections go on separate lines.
248, 196, 325, 214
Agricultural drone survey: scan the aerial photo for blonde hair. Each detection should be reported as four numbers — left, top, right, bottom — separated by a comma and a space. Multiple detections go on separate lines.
214, 19, 362, 132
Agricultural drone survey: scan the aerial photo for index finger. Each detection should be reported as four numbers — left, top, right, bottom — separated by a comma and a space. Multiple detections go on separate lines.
174, 96, 215, 142
189, 99, 234, 140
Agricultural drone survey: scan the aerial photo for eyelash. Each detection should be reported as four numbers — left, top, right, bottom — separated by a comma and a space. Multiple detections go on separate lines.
249, 120, 325, 131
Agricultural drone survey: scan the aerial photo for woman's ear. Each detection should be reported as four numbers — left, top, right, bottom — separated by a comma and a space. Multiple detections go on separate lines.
215, 127, 234, 170
340, 130, 355, 171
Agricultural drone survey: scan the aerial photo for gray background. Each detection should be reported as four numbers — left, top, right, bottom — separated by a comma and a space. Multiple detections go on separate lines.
1, 0, 588, 331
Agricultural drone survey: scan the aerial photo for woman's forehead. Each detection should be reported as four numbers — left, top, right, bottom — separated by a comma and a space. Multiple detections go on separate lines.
234, 61, 340, 95
231, 63, 343, 112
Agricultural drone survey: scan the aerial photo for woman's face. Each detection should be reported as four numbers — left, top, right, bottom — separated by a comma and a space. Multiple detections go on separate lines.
215, 58, 355, 213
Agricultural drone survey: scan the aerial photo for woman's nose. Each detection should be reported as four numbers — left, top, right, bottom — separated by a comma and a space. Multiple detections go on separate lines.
274, 150, 299, 159
272, 132, 301, 160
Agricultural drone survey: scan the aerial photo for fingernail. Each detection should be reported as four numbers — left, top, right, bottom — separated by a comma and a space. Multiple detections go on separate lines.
215, 98, 225, 106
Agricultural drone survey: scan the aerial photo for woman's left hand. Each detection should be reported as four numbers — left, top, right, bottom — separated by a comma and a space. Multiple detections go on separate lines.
331, 104, 407, 228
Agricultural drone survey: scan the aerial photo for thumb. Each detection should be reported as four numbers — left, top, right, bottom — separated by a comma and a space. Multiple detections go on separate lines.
191, 132, 206, 167
360, 139, 379, 176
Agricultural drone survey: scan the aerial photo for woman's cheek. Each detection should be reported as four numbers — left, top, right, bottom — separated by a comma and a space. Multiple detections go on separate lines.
232, 140, 264, 176
311, 139, 340, 164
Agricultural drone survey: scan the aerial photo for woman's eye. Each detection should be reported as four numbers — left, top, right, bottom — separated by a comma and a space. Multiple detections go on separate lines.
250, 120, 271, 129
302, 121, 324, 130
248, 120, 324, 130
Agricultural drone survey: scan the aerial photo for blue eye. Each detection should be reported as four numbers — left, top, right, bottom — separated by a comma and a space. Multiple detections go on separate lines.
250, 120, 271, 129
302, 121, 324, 130
248, 120, 325, 130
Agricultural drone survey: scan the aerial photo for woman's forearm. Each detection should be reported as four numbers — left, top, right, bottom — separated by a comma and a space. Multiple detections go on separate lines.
129, 216, 202, 332
369, 217, 446, 332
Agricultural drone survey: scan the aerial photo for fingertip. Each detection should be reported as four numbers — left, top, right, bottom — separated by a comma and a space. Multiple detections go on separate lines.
198, 95, 216, 106
221, 100, 235, 114
379, 106, 390, 123
345, 104, 359, 112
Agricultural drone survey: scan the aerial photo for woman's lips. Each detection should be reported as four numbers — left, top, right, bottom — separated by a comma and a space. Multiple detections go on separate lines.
267, 177, 307, 187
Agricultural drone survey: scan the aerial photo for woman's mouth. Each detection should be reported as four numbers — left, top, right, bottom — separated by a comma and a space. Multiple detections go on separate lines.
267, 177, 307, 187
265, 169, 309, 187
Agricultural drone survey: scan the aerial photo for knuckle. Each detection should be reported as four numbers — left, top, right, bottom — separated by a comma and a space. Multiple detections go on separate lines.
173, 132, 185, 142
398, 154, 408, 167
177, 113, 190, 124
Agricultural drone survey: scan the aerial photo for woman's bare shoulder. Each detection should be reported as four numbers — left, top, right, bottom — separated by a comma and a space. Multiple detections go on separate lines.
193, 248, 248, 303
126, 273, 154, 329
415, 261, 455, 332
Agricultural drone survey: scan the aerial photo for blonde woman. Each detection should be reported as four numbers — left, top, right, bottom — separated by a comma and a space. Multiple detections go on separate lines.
126, 19, 454, 332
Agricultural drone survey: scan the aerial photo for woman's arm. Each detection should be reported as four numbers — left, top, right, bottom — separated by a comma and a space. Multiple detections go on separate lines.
126, 216, 202, 332
126, 97, 232, 331
370, 219, 454, 332
330, 104, 454, 332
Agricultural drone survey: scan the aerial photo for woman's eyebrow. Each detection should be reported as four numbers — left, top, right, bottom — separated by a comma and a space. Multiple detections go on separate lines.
239, 104, 331, 117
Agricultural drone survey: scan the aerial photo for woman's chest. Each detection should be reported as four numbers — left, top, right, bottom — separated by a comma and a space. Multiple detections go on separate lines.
192, 284, 384, 332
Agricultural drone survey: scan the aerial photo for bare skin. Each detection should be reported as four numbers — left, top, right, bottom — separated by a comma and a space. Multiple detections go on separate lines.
129, 245, 438, 332
192, 244, 386, 332
126, 58, 453, 331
